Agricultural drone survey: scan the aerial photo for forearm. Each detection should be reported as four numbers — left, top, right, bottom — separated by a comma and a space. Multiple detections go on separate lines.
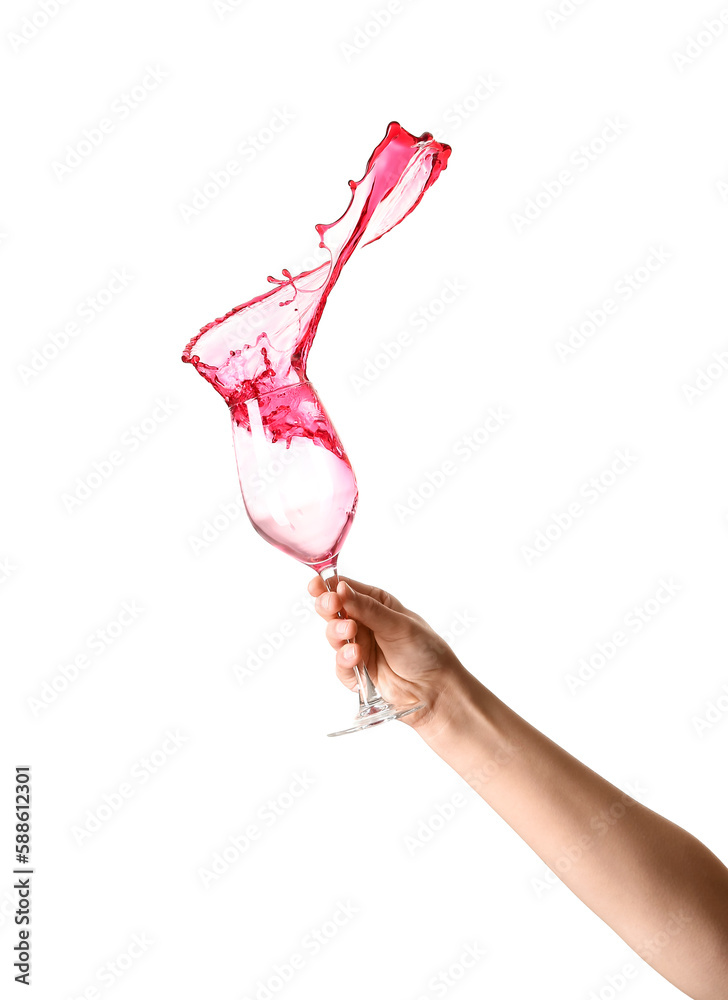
420, 667, 728, 999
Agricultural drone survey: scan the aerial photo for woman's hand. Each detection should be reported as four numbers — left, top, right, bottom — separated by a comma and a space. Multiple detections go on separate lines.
307, 575, 469, 738
311, 577, 728, 999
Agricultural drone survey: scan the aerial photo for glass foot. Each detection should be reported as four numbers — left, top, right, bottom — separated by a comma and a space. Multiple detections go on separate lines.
327, 699, 425, 737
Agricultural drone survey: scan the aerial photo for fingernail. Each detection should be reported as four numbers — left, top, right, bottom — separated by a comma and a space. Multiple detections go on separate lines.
344, 645, 357, 660
336, 621, 348, 635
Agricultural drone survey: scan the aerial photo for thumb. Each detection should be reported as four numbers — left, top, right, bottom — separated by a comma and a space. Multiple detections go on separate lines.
337, 581, 412, 642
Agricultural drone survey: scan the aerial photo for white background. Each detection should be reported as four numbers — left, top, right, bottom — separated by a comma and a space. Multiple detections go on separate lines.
2, 1, 728, 998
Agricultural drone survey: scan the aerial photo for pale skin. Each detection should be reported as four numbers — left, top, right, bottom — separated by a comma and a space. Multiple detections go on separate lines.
308, 575, 728, 1000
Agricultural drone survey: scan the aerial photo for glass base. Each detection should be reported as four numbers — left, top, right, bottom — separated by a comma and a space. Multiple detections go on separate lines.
327, 699, 425, 737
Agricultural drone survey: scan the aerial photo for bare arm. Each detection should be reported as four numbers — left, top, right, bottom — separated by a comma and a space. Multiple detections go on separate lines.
310, 576, 728, 999
426, 670, 728, 997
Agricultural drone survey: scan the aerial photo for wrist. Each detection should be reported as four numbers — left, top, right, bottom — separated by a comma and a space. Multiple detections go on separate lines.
411, 662, 489, 746
412, 666, 524, 792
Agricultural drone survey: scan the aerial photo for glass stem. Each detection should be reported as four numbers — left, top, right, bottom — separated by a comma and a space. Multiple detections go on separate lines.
319, 564, 382, 709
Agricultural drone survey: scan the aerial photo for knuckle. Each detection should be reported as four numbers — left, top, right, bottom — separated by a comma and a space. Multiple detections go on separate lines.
370, 587, 392, 607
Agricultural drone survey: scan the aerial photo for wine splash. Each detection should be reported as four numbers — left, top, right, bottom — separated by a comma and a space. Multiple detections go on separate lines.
181, 121, 451, 434
182, 122, 450, 570
182, 121, 451, 734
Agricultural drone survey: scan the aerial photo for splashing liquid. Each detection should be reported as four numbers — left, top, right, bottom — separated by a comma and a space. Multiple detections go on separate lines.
182, 121, 451, 568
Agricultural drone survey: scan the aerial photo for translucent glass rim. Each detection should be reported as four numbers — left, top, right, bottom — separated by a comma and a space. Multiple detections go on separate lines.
228, 379, 312, 407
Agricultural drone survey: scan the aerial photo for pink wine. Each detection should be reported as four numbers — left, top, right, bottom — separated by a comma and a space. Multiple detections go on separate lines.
231, 381, 358, 571
182, 122, 451, 569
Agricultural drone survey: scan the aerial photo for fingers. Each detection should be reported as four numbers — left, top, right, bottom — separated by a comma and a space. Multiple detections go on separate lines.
335, 641, 364, 691
308, 577, 346, 625
307, 576, 327, 598
336, 581, 413, 641
308, 574, 411, 623
308, 576, 344, 620
311, 587, 344, 623
337, 576, 407, 613
325, 617, 357, 649
308, 574, 407, 613
306, 576, 377, 692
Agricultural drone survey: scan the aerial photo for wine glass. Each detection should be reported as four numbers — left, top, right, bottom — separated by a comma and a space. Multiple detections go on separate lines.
229, 379, 424, 736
